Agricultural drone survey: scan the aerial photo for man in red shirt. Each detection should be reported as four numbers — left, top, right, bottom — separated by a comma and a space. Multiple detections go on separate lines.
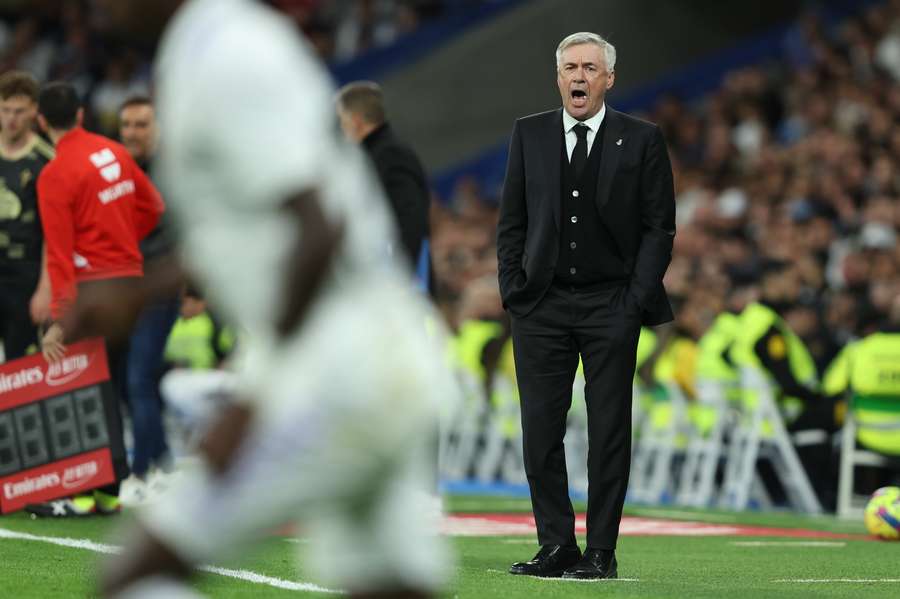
30, 82, 164, 517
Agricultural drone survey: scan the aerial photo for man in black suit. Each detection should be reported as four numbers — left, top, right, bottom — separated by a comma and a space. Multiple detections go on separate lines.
498, 32, 675, 580
336, 81, 430, 267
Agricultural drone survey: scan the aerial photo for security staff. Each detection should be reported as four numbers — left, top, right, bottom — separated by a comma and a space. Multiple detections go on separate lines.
729, 262, 829, 428
696, 284, 757, 404
824, 301, 900, 456
729, 262, 835, 506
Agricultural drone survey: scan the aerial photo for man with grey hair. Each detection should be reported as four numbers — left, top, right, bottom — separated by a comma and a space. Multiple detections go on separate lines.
336, 81, 430, 269
498, 31, 675, 579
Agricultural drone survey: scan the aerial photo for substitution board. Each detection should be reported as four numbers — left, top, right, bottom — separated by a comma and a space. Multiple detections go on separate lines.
0, 339, 119, 513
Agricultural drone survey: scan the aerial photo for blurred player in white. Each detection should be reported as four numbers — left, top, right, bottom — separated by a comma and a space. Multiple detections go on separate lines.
80, 1, 456, 597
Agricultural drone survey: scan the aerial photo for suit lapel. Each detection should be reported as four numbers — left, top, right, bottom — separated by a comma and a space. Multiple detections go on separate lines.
595, 108, 624, 212
541, 109, 563, 230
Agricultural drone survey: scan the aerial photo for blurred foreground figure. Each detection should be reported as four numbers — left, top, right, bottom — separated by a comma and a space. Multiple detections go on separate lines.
87, 0, 455, 597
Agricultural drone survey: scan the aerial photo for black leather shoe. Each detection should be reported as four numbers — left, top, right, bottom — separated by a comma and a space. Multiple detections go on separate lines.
561, 548, 617, 580
509, 544, 582, 577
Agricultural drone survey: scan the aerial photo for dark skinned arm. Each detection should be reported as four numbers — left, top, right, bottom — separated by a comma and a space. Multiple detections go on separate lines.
101, 189, 344, 597
60, 252, 187, 345
274, 189, 345, 339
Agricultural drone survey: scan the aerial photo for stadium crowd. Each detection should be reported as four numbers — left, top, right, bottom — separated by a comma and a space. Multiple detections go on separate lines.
0, 0, 484, 137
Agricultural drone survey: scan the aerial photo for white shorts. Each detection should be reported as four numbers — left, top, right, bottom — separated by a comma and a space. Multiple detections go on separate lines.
141, 280, 456, 592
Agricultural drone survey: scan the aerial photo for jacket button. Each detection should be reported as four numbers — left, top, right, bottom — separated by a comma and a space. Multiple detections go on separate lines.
570, 267, 577, 275
572, 190, 579, 198
570, 242, 577, 249
571, 216, 578, 223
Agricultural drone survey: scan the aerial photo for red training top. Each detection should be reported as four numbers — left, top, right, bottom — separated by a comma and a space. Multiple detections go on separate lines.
37, 127, 165, 320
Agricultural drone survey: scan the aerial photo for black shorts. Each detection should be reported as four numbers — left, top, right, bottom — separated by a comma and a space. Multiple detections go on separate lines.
0, 278, 40, 361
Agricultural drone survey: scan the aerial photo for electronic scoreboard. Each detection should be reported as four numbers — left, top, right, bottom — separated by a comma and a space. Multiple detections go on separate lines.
0, 338, 117, 513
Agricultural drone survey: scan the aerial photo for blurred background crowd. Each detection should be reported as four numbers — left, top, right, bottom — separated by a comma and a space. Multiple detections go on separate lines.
0, 0, 492, 135
653, 3, 900, 373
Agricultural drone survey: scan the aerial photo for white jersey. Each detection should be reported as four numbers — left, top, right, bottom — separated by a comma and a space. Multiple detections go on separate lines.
144, 2, 455, 591
154, 0, 401, 338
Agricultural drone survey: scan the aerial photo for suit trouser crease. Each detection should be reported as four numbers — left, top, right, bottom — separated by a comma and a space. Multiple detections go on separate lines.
511, 284, 640, 549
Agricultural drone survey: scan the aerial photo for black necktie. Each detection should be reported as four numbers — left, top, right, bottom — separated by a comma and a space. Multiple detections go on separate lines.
572, 123, 589, 178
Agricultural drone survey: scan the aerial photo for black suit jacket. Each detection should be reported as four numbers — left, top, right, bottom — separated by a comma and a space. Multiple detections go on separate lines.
362, 123, 430, 265
497, 107, 675, 325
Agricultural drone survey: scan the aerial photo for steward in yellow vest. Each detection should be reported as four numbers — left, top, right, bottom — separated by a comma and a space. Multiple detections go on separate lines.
728, 261, 832, 431
824, 317, 900, 456
728, 262, 836, 507
696, 311, 741, 398
164, 291, 234, 370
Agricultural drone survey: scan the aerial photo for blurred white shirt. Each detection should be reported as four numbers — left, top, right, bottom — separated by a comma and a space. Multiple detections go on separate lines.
154, 0, 402, 336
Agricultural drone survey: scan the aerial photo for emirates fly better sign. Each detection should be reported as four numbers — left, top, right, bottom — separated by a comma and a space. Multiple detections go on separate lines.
0, 339, 116, 513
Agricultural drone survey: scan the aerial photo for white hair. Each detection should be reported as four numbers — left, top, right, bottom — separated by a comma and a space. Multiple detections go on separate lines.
555, 32, 616, 72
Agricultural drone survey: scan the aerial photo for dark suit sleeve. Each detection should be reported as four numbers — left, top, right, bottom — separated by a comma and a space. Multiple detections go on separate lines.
630, 126, 676, 309
496, 120, 527, 304
377, 149, 429, 263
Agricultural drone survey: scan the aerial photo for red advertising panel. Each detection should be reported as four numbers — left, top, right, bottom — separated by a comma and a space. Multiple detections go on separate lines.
0, 338, 116, 513
0, 448, 115, 513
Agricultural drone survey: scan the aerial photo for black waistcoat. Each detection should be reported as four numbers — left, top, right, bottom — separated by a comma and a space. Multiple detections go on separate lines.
554, 118, 627, 287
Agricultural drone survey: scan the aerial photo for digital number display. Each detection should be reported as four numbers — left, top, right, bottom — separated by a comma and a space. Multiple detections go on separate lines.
0, 411, 20, 476
0, 338, 118, 513
0, 385, 110, 474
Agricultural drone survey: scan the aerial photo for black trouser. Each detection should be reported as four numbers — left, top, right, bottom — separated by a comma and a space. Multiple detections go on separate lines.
0, 279, 39, 361
101, 338, 131, 495
789, 398, 839, 511
511, 282, 641, 550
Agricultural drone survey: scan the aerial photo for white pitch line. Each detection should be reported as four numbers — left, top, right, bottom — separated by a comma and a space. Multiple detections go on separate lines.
0, 527, 120, 554
485, 568, 639, 582
197, 565, 336, 593
0, 527, 340, 594
773, 579, 900, 584
731, 541, 846, 547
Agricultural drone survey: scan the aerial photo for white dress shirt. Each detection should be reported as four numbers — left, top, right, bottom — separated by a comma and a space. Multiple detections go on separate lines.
563, 103, 606, 161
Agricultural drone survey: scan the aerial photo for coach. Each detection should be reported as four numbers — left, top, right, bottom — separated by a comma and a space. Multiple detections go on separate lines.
336, 81, 430, 268
498, 32, 675, 579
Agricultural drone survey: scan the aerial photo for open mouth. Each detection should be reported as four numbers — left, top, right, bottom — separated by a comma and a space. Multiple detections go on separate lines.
571, 89, 588, 108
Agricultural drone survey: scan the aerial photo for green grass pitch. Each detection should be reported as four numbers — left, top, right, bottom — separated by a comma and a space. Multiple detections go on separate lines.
1, 496, 898, 598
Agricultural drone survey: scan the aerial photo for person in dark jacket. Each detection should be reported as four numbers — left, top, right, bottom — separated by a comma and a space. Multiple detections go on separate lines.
336, 81, 430, 269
